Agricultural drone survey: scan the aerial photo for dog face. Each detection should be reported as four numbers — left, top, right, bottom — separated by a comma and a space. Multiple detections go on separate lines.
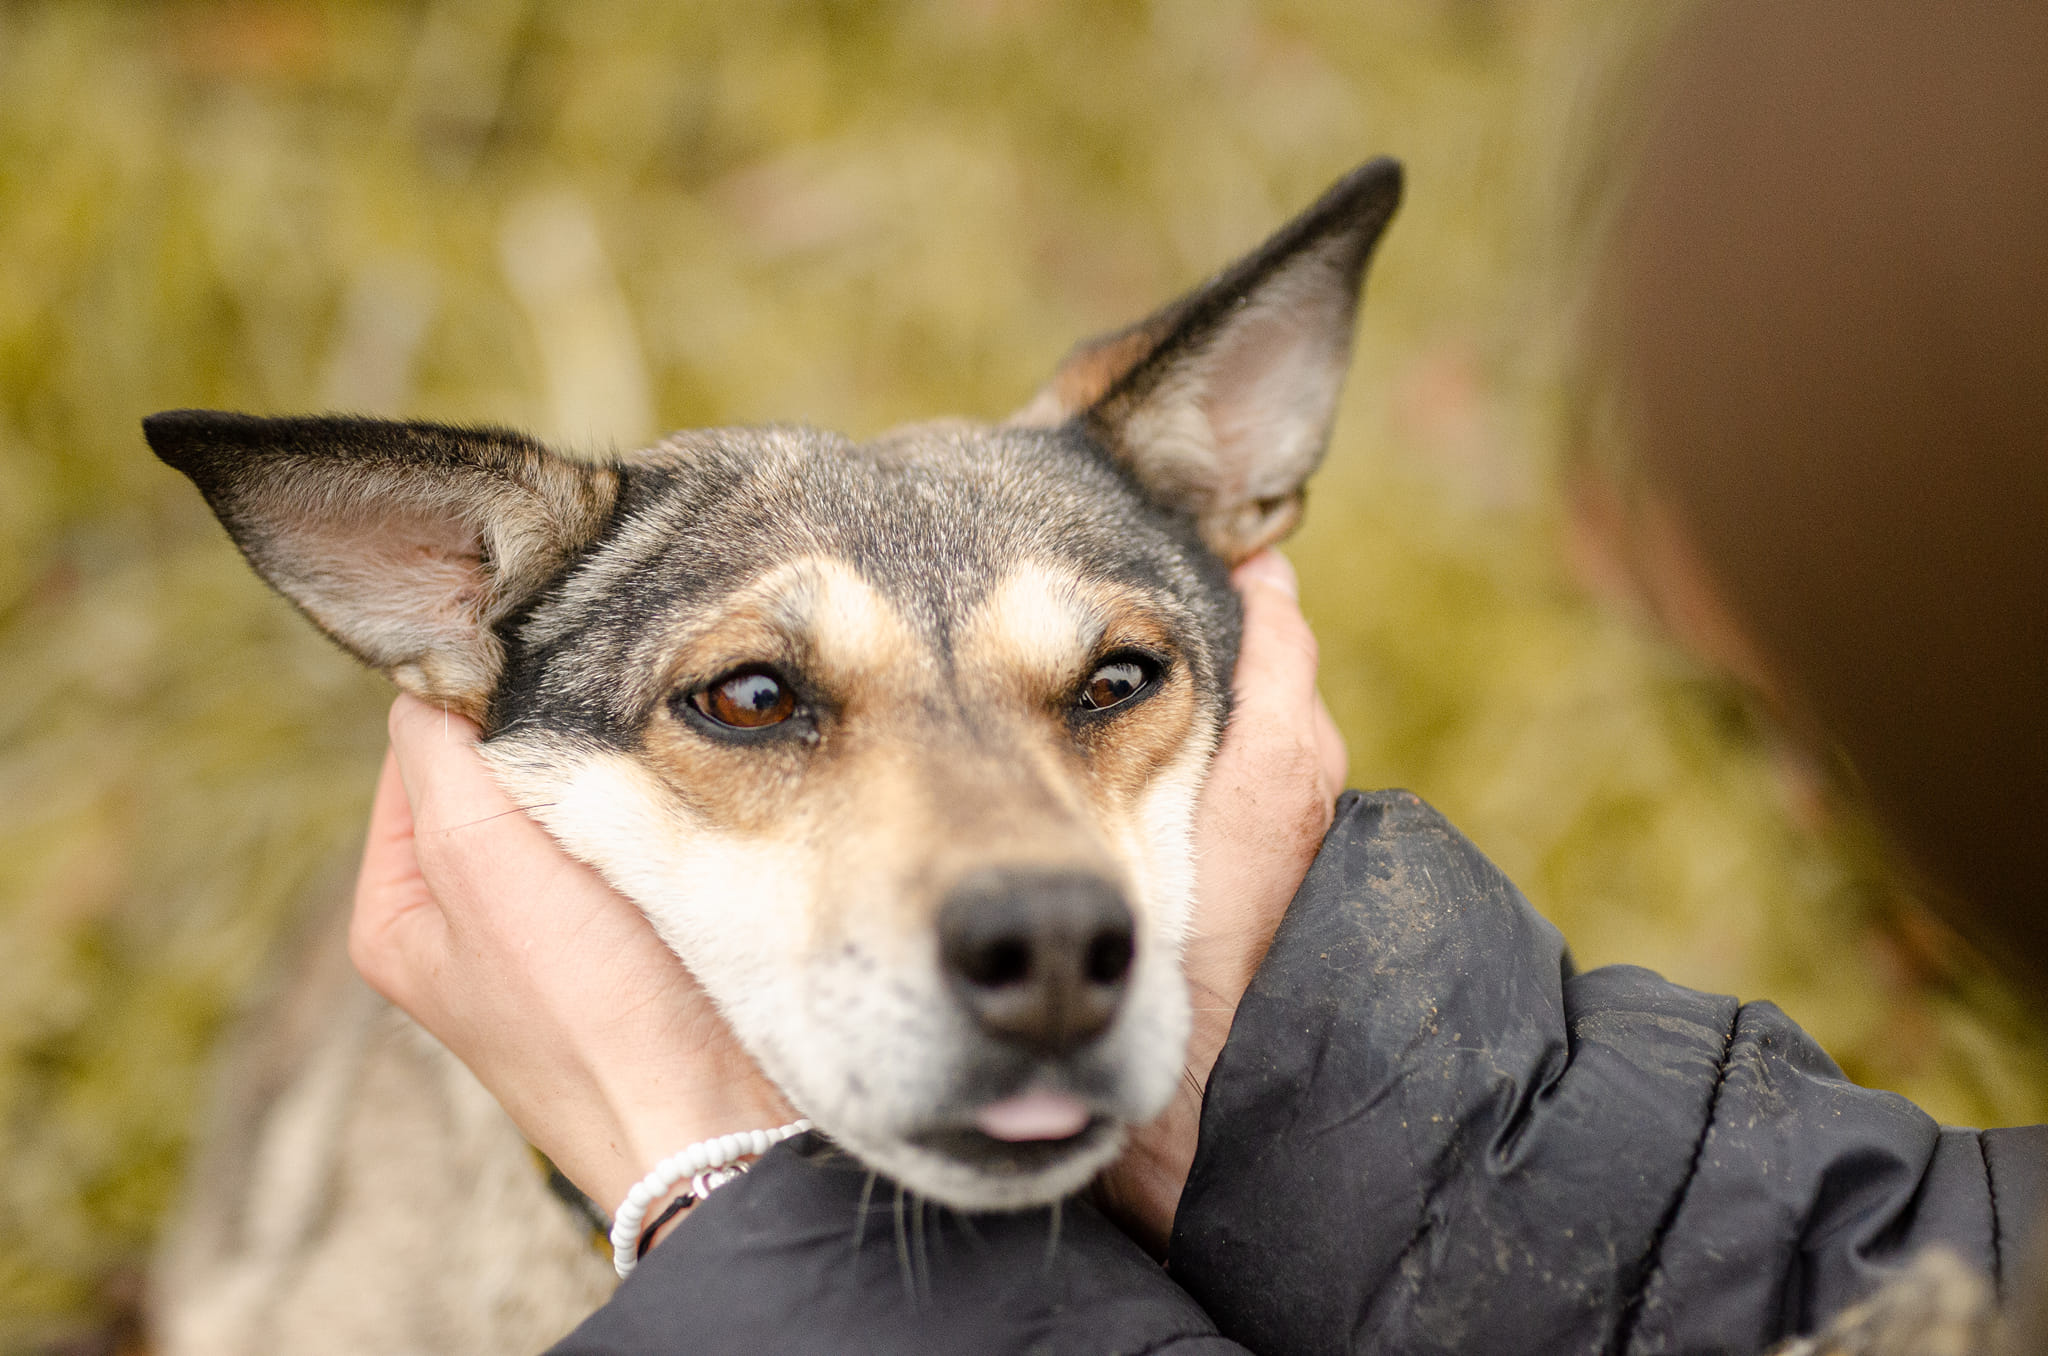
148, 159, 1400, 1208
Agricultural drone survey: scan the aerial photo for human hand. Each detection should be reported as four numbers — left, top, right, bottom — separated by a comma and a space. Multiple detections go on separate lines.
348, 694, 793, 1222
1096, 548, 1348, 1255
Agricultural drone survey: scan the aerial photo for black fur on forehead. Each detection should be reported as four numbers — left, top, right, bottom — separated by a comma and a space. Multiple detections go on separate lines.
488, 420, 1242, 744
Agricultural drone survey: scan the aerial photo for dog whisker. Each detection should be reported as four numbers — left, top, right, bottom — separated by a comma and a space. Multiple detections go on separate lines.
851, 1170, 879, 1261
892, 1181, 916, 1307
910, 1192, 931, 1304
1043, 1198, 1064, 1270
430, 803, 558, 834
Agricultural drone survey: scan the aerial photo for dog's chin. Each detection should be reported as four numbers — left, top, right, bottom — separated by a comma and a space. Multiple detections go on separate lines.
834, 1118, 1130, 1211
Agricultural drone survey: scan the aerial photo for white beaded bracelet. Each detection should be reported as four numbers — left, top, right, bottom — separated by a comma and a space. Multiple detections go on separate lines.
607, 1119, 812, 1278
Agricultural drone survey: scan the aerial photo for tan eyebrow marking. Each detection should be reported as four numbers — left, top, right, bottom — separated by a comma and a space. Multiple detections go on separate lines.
955, 563, 1106, 696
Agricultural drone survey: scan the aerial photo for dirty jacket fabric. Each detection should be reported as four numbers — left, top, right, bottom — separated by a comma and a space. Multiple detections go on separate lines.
550, 790, 2046, 1355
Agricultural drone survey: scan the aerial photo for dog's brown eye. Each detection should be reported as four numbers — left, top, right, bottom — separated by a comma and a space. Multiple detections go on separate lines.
1079, 658, 1153, 712
693, 669, 796, 729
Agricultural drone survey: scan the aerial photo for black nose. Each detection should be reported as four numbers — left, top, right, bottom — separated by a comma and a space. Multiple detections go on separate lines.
938, 869, 1136, 1057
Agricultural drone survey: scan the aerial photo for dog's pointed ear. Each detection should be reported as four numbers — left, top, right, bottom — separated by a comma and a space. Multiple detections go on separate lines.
145, 411, 619, 719
1014, 158, 1402, 563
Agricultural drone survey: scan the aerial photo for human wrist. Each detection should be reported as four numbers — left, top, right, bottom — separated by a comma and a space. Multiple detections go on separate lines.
587, 1097, 797, 1212
615, 1066, 795, 1177
557, 1024, 794, 1203
607, 1119, 814, 1277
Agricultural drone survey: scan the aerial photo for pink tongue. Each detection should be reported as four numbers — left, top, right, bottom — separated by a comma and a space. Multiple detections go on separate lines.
973, 1091, 1091, 1142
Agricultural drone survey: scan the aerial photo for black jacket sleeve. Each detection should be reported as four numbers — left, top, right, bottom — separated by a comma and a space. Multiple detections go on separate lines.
547, 1134, 1245, 1355
1168, 790, 2047, 1356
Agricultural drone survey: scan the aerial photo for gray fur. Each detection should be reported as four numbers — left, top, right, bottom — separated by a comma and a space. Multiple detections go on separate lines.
493, 420, 1239, 748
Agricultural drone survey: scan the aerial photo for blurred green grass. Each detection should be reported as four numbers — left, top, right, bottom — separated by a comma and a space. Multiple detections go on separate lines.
3, 1, 2043, 1348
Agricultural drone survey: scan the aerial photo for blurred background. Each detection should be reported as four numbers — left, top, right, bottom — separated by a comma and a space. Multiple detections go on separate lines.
3, 1, 2043, 1350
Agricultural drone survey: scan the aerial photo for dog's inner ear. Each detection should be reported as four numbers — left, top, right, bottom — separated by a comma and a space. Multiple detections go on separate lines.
1014, 159, 1402, 563
145, 412, 618, 720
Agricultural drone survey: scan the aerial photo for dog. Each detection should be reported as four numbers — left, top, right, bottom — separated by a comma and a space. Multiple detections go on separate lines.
145, 158, 1402, 1351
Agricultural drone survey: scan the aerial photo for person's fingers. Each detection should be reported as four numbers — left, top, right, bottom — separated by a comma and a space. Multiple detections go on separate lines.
356, 745, 420, 899
1313, 692, 1349, 800
1232, 544, 1299, 599
1233, 550, 1348, 800
1229, 550, 1320, 715
353, 695, 513, 1011
1219, 549, 1334, 842
385, 692, 494, 829
348, 746, 446, 1009
1189, 550, 1338, 957
383, 694, 558, 920
380, 693, 703, 1022
388, 688, 483, 747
